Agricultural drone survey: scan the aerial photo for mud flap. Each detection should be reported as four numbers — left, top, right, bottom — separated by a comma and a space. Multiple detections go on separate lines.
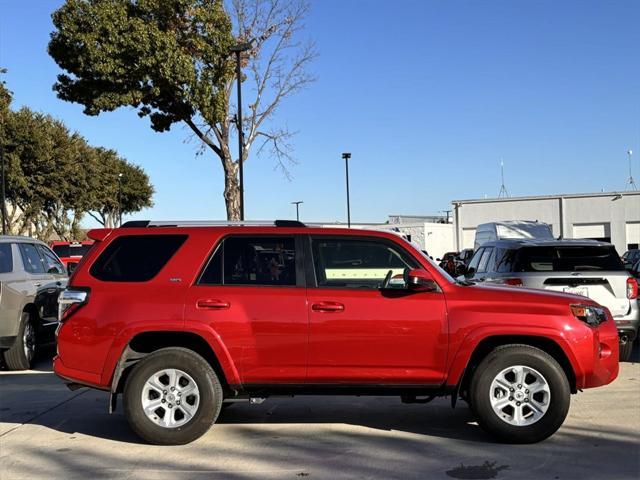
109, 391, 118, 414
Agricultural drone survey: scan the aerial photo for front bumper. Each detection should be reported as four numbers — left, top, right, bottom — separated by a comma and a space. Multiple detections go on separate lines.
577, 313, 620, 389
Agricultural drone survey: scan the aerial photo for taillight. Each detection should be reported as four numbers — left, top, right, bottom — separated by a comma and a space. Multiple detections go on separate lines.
627, 277, 638, 299
58, 288, 90, 322
501, 278, 523, 286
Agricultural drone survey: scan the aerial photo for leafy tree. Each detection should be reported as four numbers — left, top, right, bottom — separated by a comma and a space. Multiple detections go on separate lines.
85, 148, 154, 228
2, 98, 153, 238
49, 0, 316, 220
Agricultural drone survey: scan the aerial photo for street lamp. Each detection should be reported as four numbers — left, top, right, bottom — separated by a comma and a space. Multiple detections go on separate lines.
291, 201, 303, 221
230, 40, 255, 221
342, 153, 352, 227
117, 173, 123, 227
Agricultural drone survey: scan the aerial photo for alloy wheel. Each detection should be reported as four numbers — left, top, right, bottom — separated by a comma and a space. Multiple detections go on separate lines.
489, 365, 551, 426
141, 368, 200, 428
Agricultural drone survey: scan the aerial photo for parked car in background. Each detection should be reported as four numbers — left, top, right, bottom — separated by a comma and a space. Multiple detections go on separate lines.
55, 220, 618, 445
630, 261, 640, 281
438, 252, 459, 275
0, 236, 68, 370
474, 220, 554, 250
50, 240, 94, 274
458, 248, 474, 266
622, 249, 640, 271
459, 239, 639, 361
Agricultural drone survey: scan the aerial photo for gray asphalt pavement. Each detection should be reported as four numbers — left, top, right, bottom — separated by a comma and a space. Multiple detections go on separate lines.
1, 349, 639, 480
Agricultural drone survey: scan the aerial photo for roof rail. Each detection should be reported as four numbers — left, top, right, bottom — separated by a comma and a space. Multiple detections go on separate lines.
120, 220, 306, 228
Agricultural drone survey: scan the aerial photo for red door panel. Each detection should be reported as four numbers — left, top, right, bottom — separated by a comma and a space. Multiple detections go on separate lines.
307, 288, 448, 384
185, 286, 308, 384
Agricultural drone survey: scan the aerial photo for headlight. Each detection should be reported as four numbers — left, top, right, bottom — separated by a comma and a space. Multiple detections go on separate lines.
570, 304, 608, 327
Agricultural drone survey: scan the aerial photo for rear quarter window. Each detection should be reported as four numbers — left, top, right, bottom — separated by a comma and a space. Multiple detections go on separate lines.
90, 235, 187, 282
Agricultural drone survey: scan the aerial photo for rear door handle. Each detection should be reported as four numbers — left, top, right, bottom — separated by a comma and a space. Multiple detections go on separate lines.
196, 299, 230, 310
312, 301, 345, 313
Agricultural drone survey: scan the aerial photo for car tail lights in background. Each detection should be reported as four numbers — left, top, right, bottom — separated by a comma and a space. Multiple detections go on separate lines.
627, 277, 638, 299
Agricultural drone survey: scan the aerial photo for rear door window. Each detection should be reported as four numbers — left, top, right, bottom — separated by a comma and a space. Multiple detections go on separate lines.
90, 235, 187, 282
199, 236, 297, 286
37, 245, 65, 275
515, 245, 624, 272
477, 247, 494, 273
18, 243, 46, 274
467, 248, 484, 273
0, 243, 13, 273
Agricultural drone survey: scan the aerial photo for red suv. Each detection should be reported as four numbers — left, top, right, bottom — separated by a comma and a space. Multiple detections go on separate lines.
54, 220, 619, 445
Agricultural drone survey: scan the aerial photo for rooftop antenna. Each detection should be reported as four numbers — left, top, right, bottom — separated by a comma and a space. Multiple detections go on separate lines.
625, 149, 638, 191
498, 158, 510, 198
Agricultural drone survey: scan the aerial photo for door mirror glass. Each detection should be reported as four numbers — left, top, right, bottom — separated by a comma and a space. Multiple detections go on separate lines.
406, 269, 439, 292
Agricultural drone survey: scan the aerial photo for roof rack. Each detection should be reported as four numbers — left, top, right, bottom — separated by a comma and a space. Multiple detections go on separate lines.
120, 220, 307, 228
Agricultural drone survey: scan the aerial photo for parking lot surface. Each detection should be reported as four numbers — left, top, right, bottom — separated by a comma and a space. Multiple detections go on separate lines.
1, 351, 639, 480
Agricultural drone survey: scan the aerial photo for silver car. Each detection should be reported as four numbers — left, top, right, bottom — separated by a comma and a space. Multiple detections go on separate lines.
0, 236, 68, 370
460, 239, 639, 361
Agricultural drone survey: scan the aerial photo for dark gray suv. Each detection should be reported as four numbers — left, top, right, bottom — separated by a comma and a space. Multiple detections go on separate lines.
459, 239, 639, 361
0, 236, 68, 370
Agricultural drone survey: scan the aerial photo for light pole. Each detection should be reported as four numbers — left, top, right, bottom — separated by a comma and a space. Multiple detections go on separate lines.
626, 149, 637, 191
342, 152, 352, 227
117, 173, 123, 227
230, 41, 255, 220
1, 143, 6, 235
291, 201, 303, 221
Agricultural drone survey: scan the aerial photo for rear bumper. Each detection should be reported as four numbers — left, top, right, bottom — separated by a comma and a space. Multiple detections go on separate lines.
613, 299, 639, 341
53, 355, 109, 390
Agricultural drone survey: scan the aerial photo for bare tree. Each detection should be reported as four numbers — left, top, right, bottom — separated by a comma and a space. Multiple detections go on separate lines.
191, 0, 317, 219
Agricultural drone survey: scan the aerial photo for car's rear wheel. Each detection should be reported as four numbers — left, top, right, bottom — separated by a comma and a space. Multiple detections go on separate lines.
123, 347, 222, 445
469, 344, 570, 443
3, 312, 36, 370
618, 337, 633, 362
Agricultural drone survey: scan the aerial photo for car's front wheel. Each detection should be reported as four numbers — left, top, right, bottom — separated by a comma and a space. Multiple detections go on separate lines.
469, 344, 570, 443
123, 347, 223, 445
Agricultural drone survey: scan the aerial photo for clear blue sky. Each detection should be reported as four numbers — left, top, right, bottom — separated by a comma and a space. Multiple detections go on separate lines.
1, 0, 639, 226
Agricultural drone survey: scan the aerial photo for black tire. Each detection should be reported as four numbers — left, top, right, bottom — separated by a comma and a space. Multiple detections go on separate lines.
123, 347, 223, 445
469, 344, 570, 444
619, 339, 633, 362
3, 312, 35, 370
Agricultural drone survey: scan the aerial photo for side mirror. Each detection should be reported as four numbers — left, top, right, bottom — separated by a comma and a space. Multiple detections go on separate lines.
405, 269, 439, 292
48, 267, 61, 274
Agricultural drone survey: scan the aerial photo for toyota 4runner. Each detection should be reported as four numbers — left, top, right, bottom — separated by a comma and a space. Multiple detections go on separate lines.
54, 221, 619, 445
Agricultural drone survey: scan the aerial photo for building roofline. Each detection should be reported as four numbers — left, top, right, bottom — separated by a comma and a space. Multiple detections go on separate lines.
451, 190, 640, 205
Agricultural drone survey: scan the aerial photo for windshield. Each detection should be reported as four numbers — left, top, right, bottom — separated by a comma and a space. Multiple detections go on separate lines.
52, 244, 93, 258
515, 245, 624, 272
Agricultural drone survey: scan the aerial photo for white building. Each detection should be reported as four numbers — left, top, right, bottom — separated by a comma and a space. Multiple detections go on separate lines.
452, 191, 640, 255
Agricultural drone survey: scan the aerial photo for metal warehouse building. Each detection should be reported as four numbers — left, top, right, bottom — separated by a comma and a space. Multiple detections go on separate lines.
452, 191, 640, 255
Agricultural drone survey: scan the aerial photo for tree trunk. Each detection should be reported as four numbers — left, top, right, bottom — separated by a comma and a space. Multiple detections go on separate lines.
223, 160, 240, 221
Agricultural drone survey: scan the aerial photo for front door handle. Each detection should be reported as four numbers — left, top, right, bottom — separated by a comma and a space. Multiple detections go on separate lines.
312, 301, 345, 313
196, 299, 230, 310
